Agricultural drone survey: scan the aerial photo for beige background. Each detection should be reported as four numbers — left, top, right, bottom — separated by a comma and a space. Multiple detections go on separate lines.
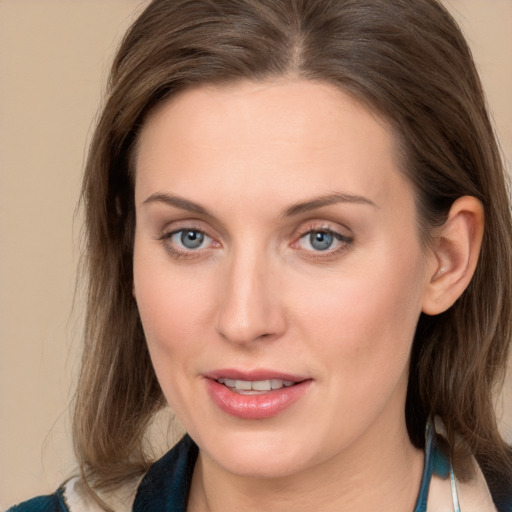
0, 0, 511, 508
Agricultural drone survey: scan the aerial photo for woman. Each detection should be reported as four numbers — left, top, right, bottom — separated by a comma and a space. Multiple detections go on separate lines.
9, 0, 512, 510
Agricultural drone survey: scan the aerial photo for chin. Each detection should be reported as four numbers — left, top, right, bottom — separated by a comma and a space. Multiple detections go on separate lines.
197, 427, 314, 479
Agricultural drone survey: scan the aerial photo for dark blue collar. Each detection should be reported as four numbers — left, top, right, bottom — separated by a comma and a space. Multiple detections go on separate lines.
133, 434, 198, 512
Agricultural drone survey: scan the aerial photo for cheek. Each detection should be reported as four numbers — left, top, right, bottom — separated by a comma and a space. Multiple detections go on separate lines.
133, 238, 210, 341
132, 243, 214, 389
293, 246, 426, 385
135, 275, 194, 346
133, 265, 211, 419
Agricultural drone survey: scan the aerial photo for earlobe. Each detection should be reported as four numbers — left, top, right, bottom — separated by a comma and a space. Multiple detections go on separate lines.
422, 196, 484, 316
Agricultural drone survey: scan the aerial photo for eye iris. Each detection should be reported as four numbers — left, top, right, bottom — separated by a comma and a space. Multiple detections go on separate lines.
180, 230, 204, 249
310, 231, 333, 251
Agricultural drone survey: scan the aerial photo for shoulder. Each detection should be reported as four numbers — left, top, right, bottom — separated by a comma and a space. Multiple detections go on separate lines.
428, 460, 500, 512
64, 476, 140, 512
6, 476, 139, 512
480, 464, 512, 512
5, 435, 198, 512
5, 488, 68, 512
428, 419, 512, 512
428, 453, 512, 512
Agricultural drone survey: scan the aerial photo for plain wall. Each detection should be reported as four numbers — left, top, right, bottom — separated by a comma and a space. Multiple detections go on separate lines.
0, 0, 511, 508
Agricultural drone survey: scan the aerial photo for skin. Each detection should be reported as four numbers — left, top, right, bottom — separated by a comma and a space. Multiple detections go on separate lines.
132, 79, 483, 511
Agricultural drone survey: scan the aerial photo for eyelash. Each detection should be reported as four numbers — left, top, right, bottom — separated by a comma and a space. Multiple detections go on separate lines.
158, 224, 354, 260
158, 227, 217, 260
294, 224, 354, 258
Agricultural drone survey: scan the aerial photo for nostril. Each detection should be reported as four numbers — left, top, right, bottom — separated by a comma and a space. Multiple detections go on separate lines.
215, 271, 287, 344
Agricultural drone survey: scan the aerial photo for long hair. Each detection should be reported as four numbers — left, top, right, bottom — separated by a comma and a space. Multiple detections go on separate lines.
74, 0, 512, 503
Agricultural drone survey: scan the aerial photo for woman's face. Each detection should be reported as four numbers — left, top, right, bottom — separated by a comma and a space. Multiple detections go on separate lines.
133, 79, 435, 478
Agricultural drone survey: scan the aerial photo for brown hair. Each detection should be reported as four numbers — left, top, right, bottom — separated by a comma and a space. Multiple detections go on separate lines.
74, 0, 512, 504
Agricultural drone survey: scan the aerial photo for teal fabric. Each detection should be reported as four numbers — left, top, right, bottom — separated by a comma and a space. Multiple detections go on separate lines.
414, 421, 455, 511
6, 487, 68, 512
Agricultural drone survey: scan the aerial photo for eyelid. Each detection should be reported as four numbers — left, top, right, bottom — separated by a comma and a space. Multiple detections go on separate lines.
293, 221, 353, 241
291, 222, 354, 256
157, 218, 218, 242
158, 224, 221, 259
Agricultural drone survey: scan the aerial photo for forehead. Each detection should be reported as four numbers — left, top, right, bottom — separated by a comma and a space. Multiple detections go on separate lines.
137, 79, 396, 157
134, 79, 409, 210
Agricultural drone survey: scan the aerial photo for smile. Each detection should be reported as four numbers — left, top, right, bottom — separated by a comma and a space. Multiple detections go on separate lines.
205, 371, 312, 419
216, 378, 296, 394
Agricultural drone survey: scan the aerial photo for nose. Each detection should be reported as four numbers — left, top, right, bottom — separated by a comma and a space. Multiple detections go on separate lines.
215, 248, 287, 346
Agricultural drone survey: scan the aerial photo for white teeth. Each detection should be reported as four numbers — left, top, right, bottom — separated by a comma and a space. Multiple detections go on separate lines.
219, 378, 236, 387
235, 380, 252, 390
270, 379, 282, 389
252, 380, 272, 391
217, 378, 296, 392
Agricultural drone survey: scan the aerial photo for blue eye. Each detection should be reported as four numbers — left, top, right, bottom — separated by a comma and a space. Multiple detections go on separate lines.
309, 231, 334, 251
159, 227, 218, 259
170, 229, 209, 250
298, 229, 352, 253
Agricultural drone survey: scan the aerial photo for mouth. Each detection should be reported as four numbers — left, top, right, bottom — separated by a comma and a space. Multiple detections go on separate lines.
204, 370, 311, 419
216, 378, 297, 395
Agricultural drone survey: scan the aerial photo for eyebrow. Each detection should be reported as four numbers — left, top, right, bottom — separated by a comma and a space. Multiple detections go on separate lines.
142, 191, 377, 217
281, 192, 378, 217
143, 193, 213, 217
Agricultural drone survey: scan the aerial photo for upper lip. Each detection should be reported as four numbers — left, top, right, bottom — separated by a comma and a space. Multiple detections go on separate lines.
204, 368, 309, 382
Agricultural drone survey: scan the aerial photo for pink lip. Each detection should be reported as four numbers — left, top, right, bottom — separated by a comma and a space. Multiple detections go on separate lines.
204, 369, 312, 420
204, 368, 307, 382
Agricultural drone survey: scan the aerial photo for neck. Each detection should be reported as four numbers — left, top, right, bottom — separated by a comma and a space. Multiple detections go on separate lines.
188, 416, 424, 512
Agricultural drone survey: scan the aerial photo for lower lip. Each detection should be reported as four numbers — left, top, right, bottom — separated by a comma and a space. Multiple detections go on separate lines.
205, 379, 312, 420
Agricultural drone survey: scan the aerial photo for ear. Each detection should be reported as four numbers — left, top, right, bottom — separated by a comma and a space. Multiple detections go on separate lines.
422, 196, 484, 316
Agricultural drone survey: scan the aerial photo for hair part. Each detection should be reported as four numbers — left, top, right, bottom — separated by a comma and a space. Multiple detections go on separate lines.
74, 0, 512, 507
